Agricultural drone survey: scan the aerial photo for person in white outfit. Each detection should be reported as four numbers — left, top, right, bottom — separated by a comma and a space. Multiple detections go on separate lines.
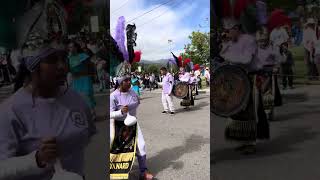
204, 67, 210, 86
160, 67, 175, 115
110, 75, 154, 180
303, 18, 318, 80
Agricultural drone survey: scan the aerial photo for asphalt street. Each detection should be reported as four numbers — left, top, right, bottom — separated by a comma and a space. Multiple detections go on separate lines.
126, 88, 210, 180
212, 85, 320, 180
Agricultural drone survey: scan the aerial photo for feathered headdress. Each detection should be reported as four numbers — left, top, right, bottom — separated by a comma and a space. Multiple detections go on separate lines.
0, 0, 68, 73
108, 33, 126, 77
171, 52, 182, 67
267, 9, 291, 32
114, 16, 129, 62
193, 64, 200, 71
221, 0, 257, 33
133, 51, 142, 63
183, 58, 192, 72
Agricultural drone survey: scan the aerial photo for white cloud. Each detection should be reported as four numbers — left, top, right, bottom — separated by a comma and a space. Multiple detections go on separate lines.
110, 0, 197, 61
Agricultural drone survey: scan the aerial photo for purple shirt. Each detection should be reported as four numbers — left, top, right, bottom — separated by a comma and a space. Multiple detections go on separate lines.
110, 89, 140, 121
0, 88, 96, 179
162, 73, 174, 94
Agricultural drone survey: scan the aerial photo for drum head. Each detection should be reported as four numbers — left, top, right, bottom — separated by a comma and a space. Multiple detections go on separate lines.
173, 82, 189, 99
211, 64, 251, 117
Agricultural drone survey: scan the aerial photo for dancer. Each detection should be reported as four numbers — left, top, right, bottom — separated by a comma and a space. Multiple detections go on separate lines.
303, 18, 318, 80
110, 75, 154, 180
160, 67, 175, 115
255, 27, 281, 121
219, 0, 269, 154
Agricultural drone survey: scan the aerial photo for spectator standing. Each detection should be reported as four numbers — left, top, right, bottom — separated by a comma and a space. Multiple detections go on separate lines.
303, 18, 319, 80
280, 43, 295, 89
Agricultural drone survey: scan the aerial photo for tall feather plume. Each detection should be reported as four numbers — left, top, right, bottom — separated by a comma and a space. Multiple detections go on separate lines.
114, 16, 129, 61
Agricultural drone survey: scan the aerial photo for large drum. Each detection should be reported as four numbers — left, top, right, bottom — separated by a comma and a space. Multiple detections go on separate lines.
211, 64, 251, 117
173, 81, 189, 99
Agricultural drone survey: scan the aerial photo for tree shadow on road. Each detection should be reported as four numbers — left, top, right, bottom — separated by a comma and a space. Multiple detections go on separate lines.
129, 134, 210, 179
211, 126, 318, 165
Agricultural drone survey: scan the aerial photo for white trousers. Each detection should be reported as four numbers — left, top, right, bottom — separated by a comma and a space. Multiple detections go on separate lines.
161, 92, 175, 112
110, 120, 146, 156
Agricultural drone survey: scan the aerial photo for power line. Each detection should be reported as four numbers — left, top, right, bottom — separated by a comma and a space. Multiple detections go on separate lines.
111, 0, 130, 15
126, 0, 177, 24
111, 0, 177, 32
137, 0, 185, 29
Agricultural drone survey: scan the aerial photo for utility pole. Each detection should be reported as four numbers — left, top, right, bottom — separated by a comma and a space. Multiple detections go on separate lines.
168, 39, 173, 72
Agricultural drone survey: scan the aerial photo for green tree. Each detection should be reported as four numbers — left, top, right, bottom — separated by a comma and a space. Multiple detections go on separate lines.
131, 62, 139, 72
183, 31, 210, 65
147, 64, 160, 74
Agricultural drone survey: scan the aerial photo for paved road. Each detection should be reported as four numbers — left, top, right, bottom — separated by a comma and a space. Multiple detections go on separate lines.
212, 85, 320, 180
121, 88, 210, 180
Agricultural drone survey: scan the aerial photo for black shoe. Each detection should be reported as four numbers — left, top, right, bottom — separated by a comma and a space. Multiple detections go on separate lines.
162, 111, 168, 114
170, 112, 175, 115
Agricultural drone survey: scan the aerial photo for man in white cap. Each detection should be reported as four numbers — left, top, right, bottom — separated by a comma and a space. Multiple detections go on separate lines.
303, 18, 318, 80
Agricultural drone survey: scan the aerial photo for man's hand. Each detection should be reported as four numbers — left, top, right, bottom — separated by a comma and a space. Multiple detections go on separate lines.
36, 137, 58, 168
121, 105, 129, 114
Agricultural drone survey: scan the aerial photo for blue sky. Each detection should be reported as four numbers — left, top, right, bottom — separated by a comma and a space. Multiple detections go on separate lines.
110, 0, 210, 60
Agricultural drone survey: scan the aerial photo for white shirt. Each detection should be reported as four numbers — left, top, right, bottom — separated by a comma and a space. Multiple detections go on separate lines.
303, 27, 317, 51
205, 70, 210, 80
270, 27, 289, 48
221, 34, 257, 65
194, 70, 201, 77
179, 72, 191, 82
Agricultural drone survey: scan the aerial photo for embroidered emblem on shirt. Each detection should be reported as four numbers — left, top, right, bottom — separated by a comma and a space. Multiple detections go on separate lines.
71, 111, 86, 128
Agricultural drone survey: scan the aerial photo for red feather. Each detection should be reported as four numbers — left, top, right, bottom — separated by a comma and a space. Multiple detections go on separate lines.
133, 51, 142, 63
193, 64, 200, 70
183, 58, 191, 66
267, 9, 291, 31
178, 56, 183, 67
